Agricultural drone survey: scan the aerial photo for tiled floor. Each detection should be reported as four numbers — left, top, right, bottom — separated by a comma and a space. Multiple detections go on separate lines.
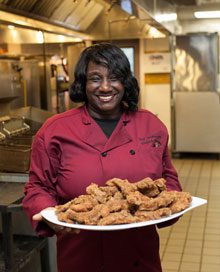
159, 156, 220, 272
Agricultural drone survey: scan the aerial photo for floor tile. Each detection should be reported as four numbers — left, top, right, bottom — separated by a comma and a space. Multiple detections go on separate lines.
160, 157, 220, 272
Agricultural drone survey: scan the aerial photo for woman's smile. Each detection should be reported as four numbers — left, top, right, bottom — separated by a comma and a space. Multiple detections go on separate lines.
96, 93, 118, 103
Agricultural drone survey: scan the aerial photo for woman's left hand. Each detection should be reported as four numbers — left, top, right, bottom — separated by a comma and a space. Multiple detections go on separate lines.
44, 219, 81, 234
35, 207, 80, 234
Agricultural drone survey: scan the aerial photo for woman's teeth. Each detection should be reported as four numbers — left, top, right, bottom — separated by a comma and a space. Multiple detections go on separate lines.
99, 95, 114, 102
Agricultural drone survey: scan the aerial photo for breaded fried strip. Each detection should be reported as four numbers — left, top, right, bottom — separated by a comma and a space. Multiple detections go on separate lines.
86, 183, 108, 203
139, 191, 176, 211
135, 177, 166, 197
126, 191, 150, 206
57, 211, 74, 223
135, 208, 171, 221
66, 204, 110, 225
154, 178, 167, 191
106, 199, 129, 212
98, 210, 137, 225
168, 191, 192, 213
99, 185, 119, 198
55, 200, 72, 213
56, 195, 98, 213
106, 178, 136, 196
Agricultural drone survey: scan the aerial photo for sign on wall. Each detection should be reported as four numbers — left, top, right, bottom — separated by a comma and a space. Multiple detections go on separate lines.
145, 52, 171, 73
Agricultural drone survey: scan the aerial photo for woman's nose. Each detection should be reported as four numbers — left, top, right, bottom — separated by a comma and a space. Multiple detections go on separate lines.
99, 78, 111, 91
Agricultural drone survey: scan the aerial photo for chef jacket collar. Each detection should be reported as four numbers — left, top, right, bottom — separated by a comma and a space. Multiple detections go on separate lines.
80, 105, 132, 152
81, 104, 131, 125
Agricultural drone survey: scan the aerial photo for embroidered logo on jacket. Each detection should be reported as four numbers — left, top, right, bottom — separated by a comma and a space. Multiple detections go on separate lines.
139, 136, 162, 147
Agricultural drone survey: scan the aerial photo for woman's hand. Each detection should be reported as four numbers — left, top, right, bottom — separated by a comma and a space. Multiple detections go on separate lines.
32, 207, 80, 234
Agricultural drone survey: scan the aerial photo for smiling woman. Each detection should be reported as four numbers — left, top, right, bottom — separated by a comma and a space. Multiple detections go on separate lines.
22, 42, 182, 272
70, 43, 139, 113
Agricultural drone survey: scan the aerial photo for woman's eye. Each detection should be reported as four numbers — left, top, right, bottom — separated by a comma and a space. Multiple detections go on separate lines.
109, 76, 118, 82
88, 76, 100, 82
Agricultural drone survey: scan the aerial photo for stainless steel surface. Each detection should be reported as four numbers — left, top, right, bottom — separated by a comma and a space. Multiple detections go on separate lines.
0, 0, 104, 32
1, 117, 30, 136
0, 60, 22, 100
5, 134, 35, 146
0, 0, 220, 39
0, 106, 53, 174
0, 144, 31, 173
175, 33, 218, 92
0, 0, 169, 40
174, 92, 220, 153
0, 172, 28, 183
10, 106, 53, 132
0, 132, 5, 142
0, 59, 41, 110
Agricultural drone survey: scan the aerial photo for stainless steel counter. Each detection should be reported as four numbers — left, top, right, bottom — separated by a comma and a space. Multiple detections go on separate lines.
0, 172, 28, 183
0, 174, 57, 272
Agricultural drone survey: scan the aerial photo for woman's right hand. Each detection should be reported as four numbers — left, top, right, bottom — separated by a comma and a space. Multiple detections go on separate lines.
32, 207, 80, 234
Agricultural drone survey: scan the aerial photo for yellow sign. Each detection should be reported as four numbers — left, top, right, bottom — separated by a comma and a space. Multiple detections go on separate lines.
145, 73, 170, 84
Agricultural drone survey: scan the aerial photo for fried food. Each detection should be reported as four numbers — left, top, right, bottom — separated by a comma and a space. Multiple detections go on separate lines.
126, 191, 150, 206
55, 178, 192, 226
134, 177, 166, 197
66, 204, 110, 225
98, 210, 137, 226
106, 178, 137, 196
138, 191, 176, 211
86, 183, 108, 203
166, 191, 192, 213
135, 208, 172, 221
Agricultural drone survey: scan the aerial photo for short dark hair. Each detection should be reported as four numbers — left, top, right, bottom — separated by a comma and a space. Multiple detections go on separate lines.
69, 43, 139, 112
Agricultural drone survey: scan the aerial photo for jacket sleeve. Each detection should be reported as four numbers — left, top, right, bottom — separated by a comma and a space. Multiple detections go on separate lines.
157, 139, 182, 229
162, 145, 182, 192
22, 132, 59, 237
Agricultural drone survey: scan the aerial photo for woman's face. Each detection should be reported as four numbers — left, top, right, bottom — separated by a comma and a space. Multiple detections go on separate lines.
86, 61, 124, 119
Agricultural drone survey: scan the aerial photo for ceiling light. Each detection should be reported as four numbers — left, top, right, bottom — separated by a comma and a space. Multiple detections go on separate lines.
155, 13, 177, 22
8, 25, 15, 29
194, 11, 220, 19
37, 31, 44, 44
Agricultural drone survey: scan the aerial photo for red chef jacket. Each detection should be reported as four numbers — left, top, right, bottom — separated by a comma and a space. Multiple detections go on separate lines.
23, 105, 182, 272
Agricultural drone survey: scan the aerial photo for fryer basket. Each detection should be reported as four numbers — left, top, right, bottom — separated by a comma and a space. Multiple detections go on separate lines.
0, 144, 31, 173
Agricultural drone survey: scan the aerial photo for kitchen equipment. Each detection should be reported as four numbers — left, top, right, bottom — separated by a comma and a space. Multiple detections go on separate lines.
10, 106, 53, 133
0, 132, 6, 142
0, 104, 53, 173
0, 144, 31, 173
1, 117, 30, 137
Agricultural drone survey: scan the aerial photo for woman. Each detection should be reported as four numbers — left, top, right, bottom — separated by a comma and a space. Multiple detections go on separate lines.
23, 43, 182, 272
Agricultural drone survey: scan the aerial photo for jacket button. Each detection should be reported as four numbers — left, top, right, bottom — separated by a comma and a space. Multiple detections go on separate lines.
101, 152, 107, 157
129, 149, 135, 155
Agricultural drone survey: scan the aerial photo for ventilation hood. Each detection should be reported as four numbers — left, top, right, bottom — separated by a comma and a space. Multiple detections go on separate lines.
0, 0, 170, 41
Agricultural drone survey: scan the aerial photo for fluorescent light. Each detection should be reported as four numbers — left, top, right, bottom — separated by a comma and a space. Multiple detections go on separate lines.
155, 13, 177, 22
37, 31, 44, 43
194, 11, 220, 19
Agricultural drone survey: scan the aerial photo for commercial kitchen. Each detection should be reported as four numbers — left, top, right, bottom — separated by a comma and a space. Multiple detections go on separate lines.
0, 0, 220, 271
